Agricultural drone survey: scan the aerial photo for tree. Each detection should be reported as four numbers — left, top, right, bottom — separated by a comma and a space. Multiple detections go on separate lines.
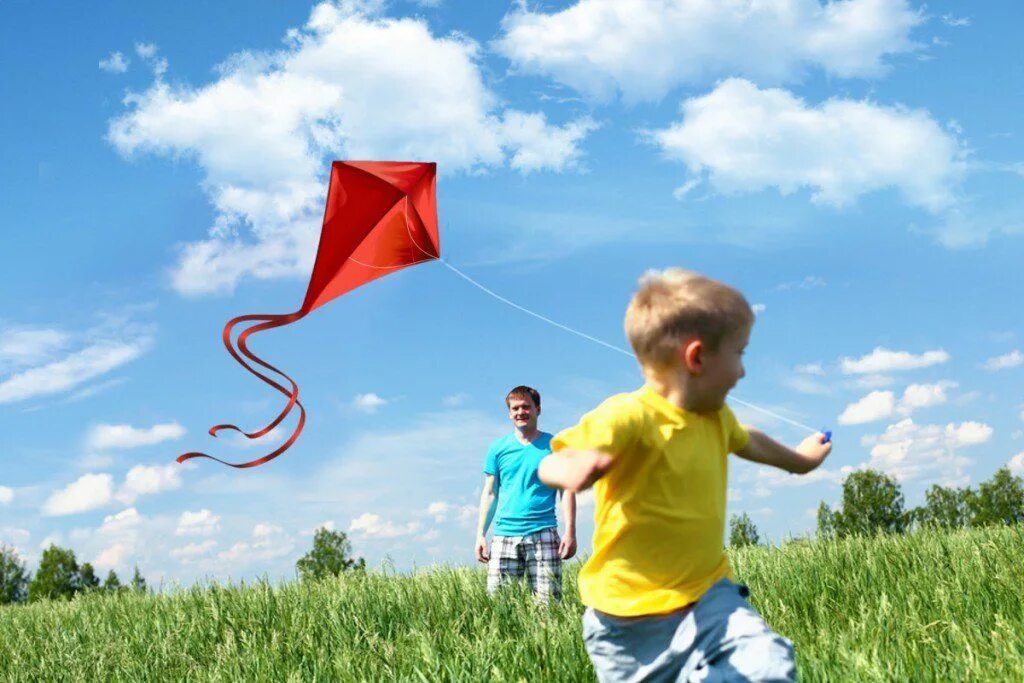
914, 484, 971, 529
816, 501, 837, 538
130, 565, 147, 593
728, 513, 761, 548
0, 545, 29, 605
296, 527, 366, 580
967, 467, 1024, 527
78, 562, 101, 592
817, 469, 907, 538
28, 545, 79, 602
103, 569, 122, 592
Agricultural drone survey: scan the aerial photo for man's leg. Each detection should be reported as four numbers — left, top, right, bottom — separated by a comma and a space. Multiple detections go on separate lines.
486, 535, 525, 595
677, 579, 796, 682
524, 528, 562, 604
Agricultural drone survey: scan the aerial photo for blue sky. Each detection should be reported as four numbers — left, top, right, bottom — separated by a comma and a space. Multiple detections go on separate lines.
2, 0, 1022, 588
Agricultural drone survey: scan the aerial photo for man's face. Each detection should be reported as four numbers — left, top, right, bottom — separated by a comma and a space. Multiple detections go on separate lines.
694, 324, 750, 411
507, 396, 539, 432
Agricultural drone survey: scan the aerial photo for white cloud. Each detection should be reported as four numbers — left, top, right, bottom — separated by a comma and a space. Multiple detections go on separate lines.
839, 381, 956, 425
838, 390, 896, 425
650, 79, 964, 212
860, 417, 992, 483
352, 393, 388, 414
426, 501, 450, 522
86, 422, 186, 451
0, 326, 69, 370
350, 512, 421, 538
496, 0, 923, 102
983, 350, 1023, 371
175, 509, 221, 537
217, 523, 293, 563
99, 507, 143, 535
134, 42, 158, 59
941, 14, 971, 27
99, 51, 129, 74
81, 507, 147, 573
500, 112, 599, 173
442, 393, 469, 407
94, 543, 131, 570
424, 501, 476, 525
43, 473, 114, 516
1009, 453, 1024, 476
946, 421, 993, 446
751, 303, 766, 315
841, 346, 950, 374
0, 339, 150, 404
253, 523, 283, 538
0, 486, 12, 505
171, 540, 218, 560
898, 381, 956, 413
108, 1, 595, 297
116, 464, 182, 504
796, 363, 825, 376
753, 467, 847, 495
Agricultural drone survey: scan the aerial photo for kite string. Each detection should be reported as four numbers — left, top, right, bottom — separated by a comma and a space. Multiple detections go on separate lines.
349, 211, 822, 435
439, 259, 822, 436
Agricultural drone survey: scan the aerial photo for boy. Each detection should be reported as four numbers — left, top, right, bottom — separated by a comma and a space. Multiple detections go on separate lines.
539, 269, 831, 682
476, 385, 577, 604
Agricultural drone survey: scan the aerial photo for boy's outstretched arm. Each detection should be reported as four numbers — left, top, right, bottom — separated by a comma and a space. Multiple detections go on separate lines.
735, 428, 832, 474
539, 450, 613, 492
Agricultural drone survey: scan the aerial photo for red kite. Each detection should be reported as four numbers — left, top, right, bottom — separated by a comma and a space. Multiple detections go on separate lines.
178, 161, 440, 468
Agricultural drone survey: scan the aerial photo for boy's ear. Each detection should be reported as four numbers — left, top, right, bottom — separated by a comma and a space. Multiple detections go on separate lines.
680, 339, 703, 374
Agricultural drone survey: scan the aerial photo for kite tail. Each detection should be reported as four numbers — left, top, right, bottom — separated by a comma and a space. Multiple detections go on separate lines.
177, 311, 309, 468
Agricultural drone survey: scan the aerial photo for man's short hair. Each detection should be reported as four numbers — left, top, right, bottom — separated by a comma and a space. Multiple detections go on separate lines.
505, 385, 541, 409
625, 269, 754, 368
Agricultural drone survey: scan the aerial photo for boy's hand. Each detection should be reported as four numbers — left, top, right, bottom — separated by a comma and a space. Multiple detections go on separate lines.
475, 535, 490, 563
795, 432, 832, 471
559, 532, 577, 560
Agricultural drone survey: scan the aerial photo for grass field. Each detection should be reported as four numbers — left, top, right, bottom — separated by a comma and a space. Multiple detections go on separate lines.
2, 525, 1023, 681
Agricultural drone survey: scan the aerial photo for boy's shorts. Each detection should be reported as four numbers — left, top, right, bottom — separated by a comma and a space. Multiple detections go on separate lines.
582, 578, 795, 682
486, 527, 562, 603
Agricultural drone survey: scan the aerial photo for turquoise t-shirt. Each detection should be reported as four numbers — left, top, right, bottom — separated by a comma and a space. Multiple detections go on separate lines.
484, 432, 558, 536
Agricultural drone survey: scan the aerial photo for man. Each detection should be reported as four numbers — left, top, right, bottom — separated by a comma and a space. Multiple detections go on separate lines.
475, 385, 576, 603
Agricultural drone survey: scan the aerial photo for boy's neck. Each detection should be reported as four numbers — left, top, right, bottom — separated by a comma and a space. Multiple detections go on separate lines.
642, 365, 700, 412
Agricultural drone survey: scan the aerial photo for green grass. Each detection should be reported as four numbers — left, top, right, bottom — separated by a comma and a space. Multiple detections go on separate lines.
2, 525, 1023, 681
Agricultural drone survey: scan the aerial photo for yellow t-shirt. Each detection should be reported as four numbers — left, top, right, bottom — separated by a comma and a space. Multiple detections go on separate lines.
552, 385, 750, 617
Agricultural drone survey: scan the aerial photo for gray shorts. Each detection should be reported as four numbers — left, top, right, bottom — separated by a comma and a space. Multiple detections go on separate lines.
582, 579, 795, 682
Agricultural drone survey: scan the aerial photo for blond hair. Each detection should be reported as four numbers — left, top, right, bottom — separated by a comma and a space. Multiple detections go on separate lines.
625, 269, 753, 367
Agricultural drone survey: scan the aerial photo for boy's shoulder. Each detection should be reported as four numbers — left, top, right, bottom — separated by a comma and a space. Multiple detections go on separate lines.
595, 389, 649, 414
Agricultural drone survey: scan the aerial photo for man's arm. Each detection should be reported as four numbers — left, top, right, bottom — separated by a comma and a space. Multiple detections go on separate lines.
538, 450, 613, 492
735, 428, 832, 474
475, 475, 498, 563
558, 490, 577, 560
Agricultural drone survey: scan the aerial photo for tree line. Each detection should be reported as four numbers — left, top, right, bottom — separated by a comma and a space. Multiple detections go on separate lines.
7, 468, 1020, 603
0, 544, 147, 605
0, 526, 366, 606
729, 466, 1024, 547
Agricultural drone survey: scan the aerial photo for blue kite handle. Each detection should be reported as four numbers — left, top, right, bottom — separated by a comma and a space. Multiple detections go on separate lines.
821, 429, 832, 444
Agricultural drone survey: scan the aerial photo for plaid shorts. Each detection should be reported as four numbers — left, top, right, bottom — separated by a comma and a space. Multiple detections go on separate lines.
486, 527, 562, 603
